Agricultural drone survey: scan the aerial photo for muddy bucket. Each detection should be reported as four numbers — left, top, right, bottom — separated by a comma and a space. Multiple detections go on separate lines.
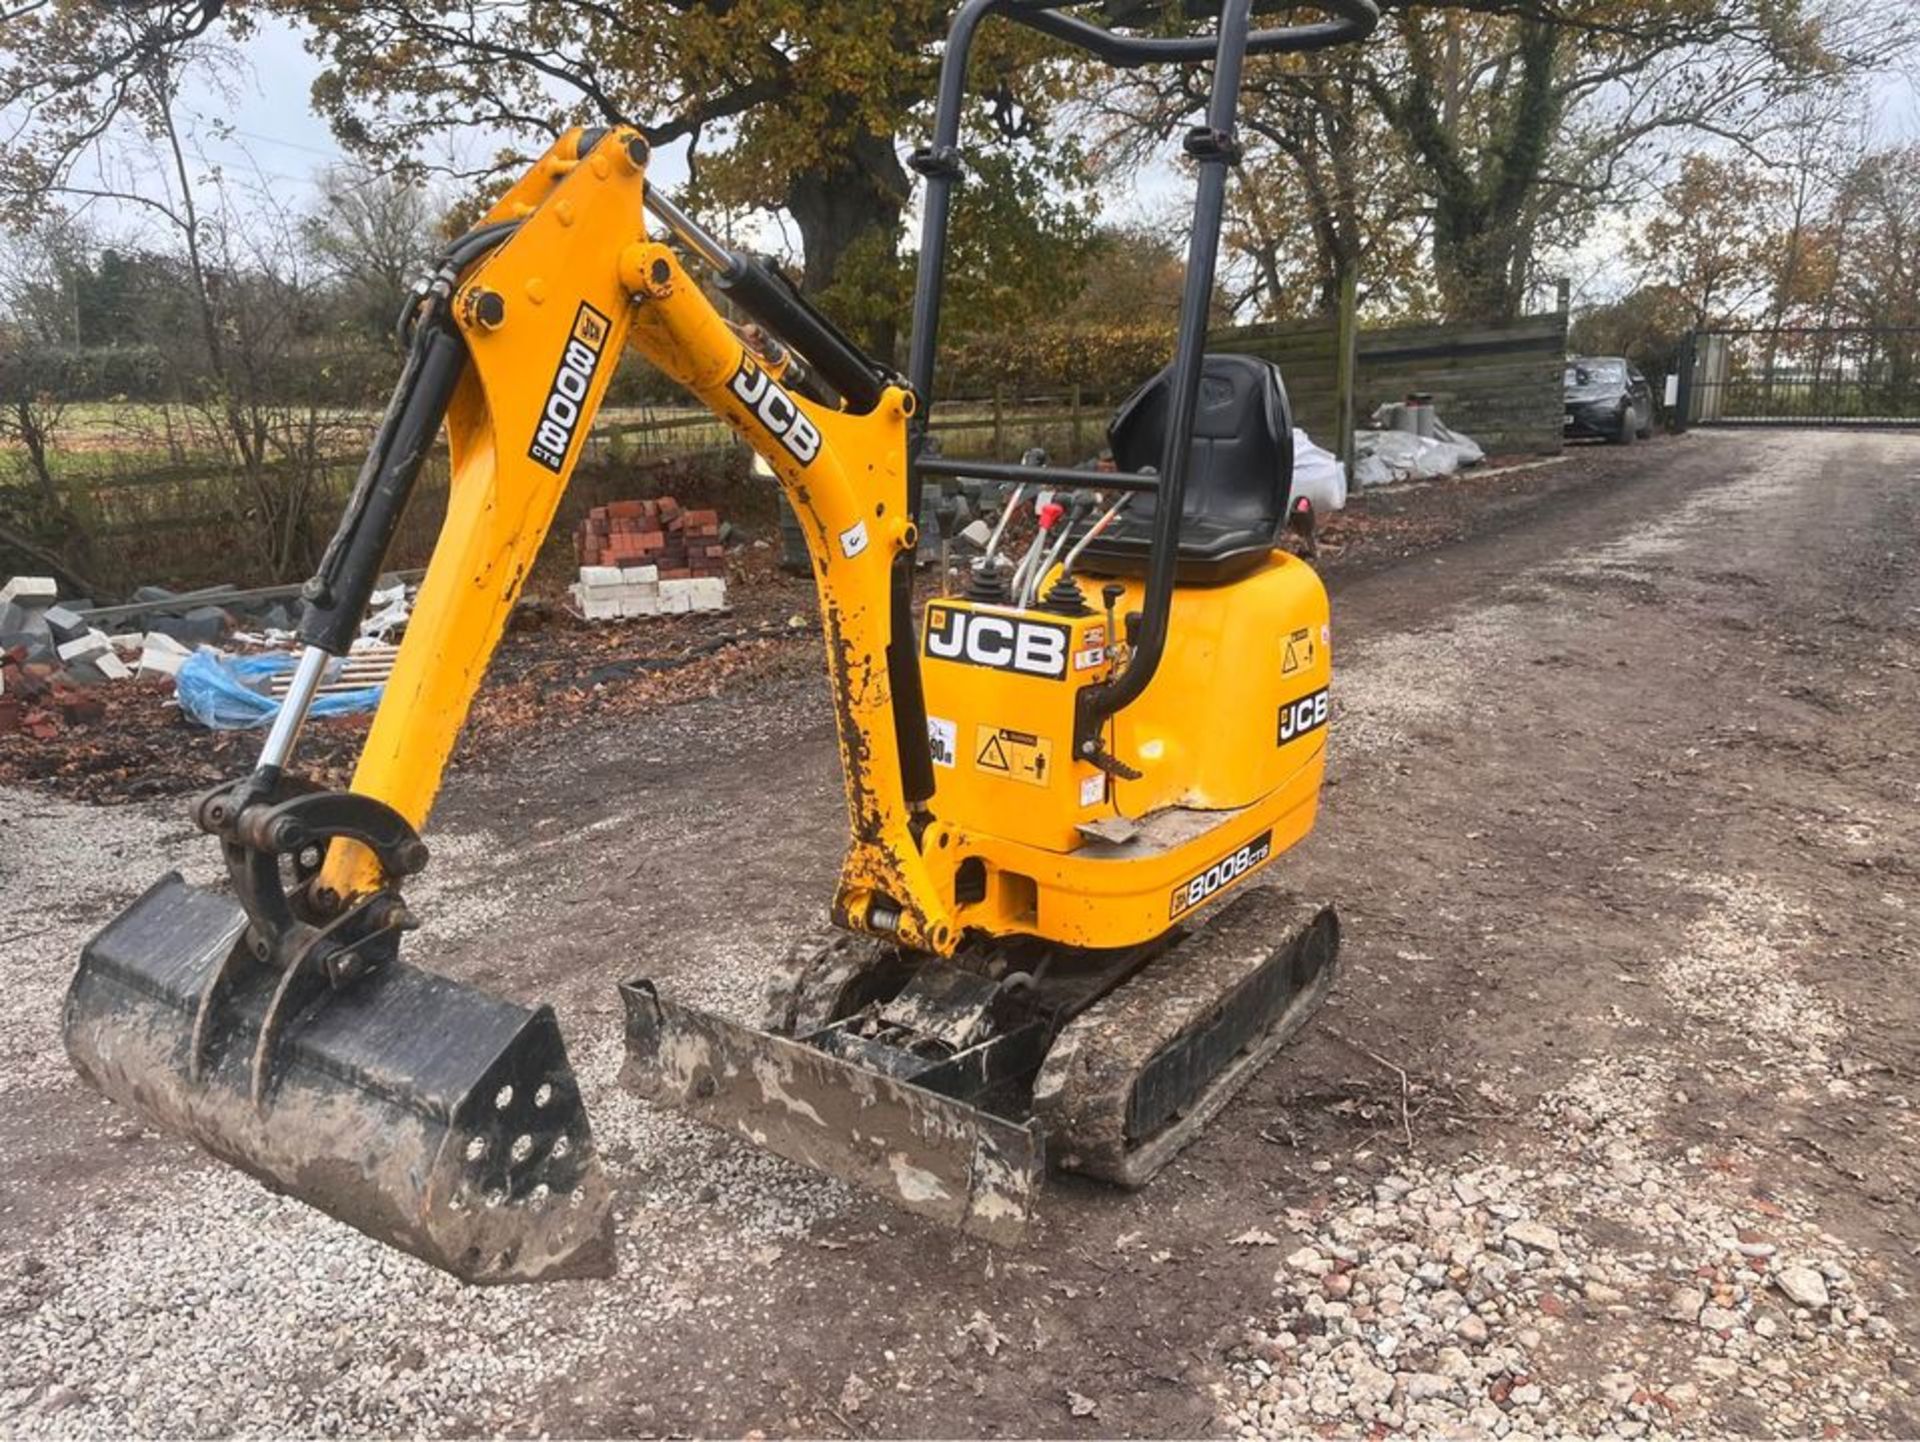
64, 873, 614, 1283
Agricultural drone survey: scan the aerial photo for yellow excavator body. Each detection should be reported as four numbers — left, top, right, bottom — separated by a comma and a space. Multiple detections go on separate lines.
60, 0, 1380, 1282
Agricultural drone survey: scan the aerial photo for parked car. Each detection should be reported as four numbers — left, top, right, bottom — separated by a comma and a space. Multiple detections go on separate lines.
1564, 356, 1654, 443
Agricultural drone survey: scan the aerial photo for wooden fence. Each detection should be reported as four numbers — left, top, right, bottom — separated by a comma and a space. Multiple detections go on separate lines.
20, 309, 1570, 594
1215, 311, 1570, 455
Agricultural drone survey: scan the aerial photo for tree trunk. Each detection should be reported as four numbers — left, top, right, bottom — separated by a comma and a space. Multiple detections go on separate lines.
784, 124, 910, 358
1380, 14, 1559, 322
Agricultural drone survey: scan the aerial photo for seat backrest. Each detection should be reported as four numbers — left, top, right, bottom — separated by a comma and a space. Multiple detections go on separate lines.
1106, 352, 1294, 539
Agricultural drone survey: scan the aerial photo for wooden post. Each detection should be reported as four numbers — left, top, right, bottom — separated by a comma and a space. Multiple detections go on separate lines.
1334, 259, 1360, 488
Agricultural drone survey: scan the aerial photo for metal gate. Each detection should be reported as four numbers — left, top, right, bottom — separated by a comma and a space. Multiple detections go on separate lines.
1678, 327, 1919, 429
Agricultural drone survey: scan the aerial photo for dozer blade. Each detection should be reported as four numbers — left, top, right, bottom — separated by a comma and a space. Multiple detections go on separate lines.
64, 873, 614, 1284
618, 979, 1042, 1244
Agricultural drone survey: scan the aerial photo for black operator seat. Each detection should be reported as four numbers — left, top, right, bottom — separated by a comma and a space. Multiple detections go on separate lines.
1077, 352, 1295, 585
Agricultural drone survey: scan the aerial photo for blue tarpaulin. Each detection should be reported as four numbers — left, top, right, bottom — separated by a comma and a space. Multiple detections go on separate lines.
175, 649, 384, 730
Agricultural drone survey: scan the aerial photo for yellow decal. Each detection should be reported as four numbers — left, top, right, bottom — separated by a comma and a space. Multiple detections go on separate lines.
1282, 625, 1316, 676
974, 726, 1053, 787
573, 306, 610, 350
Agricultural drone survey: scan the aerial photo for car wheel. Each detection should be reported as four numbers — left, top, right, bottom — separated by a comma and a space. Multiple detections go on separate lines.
1611, 405, 1634, 445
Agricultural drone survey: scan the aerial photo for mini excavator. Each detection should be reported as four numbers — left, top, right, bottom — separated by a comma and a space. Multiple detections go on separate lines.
62, 0, 1376, 1282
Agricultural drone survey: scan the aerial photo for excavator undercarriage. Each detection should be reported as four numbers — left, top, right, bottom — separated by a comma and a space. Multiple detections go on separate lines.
623, 892, 1337, 1242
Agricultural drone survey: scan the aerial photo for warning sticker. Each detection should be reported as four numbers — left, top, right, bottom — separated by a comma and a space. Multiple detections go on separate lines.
974, 725, 1053, 787
1282, 625, 1317, 676
927, 715, 957, 768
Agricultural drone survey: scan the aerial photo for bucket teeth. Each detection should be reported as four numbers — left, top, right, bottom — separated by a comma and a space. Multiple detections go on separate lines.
64, 873, 615, 1284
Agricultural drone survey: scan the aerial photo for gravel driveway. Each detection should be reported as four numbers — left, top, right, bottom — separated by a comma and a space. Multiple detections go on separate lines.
2, 428, 1916, 1438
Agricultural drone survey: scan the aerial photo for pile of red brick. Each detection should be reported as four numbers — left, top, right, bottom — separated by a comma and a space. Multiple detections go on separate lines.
0, 646, 108, 738
575, 497, 725, 579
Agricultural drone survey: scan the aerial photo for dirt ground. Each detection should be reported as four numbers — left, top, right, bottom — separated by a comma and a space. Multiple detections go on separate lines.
2, 428, 1917, 1438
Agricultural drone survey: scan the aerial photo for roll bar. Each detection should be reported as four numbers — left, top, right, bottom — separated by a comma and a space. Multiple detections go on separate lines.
903, 0, 1378, 769
1010, 0, 1380, 66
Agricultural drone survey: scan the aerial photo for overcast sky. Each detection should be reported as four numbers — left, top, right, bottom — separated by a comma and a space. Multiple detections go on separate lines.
59, 16, 1920, 310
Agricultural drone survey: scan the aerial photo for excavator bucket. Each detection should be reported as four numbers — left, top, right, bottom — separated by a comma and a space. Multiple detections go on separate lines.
64, 874, 614, 1283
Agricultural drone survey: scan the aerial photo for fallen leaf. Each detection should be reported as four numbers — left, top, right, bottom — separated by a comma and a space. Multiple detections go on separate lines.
838, 1373, 873, 1415
1067, 1391, 1099, 1418
963, 1309, 1005, 1358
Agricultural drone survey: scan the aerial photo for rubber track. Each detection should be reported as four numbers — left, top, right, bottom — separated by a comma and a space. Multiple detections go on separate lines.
1030, 888, 1337, 1186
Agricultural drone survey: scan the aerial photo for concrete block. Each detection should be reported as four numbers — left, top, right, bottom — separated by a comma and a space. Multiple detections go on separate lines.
659, 578, 693, 598
0, 605, 53, 662
660, 590, 692, 615
620, 565, 660, 586
580, 565, 625, 587
138, 639, 191, 678
1, 599, 41, 642
109, 632, 145, 653
618, 592, 661, 618
57, 629, 112, 663
183, 605, 234, 641
0, 576, 57, 608
581, 595, 622, 622
94, 651, 133, 681
148, 607, 231, 647
688, 577, 728, 611
43, 605, 89, 643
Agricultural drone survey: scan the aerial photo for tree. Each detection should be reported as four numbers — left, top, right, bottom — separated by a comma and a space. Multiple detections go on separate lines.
0, 335, 98, 592
1568, 282, 1693, 371
0, 213, 97, 345
0, 8, 377, 581
1629, 153, 1781, 327
1063, 225, 1191, 328
1229, 53, 1434, 320
1364, 0, 1909, 321
302, 163, 441, 339
1830, 145, 1920, 331
285, 0, 1074, 353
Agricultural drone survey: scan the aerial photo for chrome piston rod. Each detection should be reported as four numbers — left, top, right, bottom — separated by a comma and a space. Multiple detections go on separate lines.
258, 645, 332, 773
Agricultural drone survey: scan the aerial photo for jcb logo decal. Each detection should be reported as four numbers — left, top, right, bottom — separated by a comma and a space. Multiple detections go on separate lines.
730, 356, 822, 465
1170, 829, 1275, 919
528, 302, 611, 472
924, 604, 1069, 679
1278, 686, 1330, 745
